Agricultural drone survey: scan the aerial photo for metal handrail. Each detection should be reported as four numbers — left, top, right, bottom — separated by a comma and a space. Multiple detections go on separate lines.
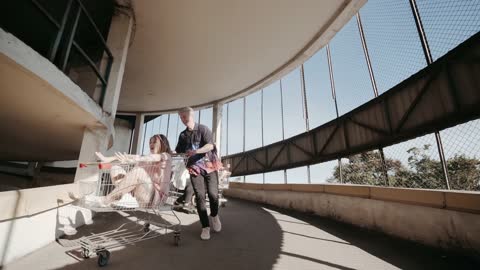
28, 0, 114, 106
74, 0, 113, 59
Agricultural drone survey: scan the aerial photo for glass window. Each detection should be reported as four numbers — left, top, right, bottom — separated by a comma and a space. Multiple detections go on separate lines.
227, 99, 244, 154
245, 91, 263, 150
282, 68, 307, 138
167, 114, 180, 150
194, 110, 200, 124
263, 81, 283, 145
221, 105, 228, 156
199, 107, 213, 130
303, 48, 338, 128
142, 120, 153, 155
329, 18, 374, 115
159, 115, 169, 135
360, 0, 426, 94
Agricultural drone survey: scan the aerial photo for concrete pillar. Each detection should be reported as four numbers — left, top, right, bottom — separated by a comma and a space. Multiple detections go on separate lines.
131, 113, 145, 154
102, 13, 133, 117
212, 103, 223, 154
73, 13, 132, 182
74, 127, 109, 182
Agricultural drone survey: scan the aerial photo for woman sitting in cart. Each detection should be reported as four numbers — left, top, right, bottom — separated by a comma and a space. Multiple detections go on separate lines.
92, 134, 172, 207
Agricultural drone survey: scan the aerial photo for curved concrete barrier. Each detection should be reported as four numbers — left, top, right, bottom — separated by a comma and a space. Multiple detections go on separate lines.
225, 183, 480, 258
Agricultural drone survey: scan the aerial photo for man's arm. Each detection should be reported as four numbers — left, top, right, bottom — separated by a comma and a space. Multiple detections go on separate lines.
193, 143, 214, 154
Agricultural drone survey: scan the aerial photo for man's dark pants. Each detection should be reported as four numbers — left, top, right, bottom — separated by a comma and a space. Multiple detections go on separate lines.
190, 171, 219, 228
176, 178, 194, 205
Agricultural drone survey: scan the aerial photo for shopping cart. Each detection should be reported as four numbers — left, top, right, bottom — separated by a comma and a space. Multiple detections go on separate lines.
218, 167, 231, 207
75, 155, 187, 267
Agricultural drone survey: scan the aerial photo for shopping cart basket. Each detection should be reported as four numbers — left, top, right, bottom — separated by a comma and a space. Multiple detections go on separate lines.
75, 155, 187, 267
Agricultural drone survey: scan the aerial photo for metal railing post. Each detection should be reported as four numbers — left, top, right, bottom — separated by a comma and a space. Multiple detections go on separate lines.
243, 97, 246, 183
300, 64, 312, 184
243, 97, 246, 152
47, 0, 73, 62
166, 114, 171, 138
326, 44, 343, 183
60, 6, 81, 71
261, 89, 266, 184
226, 103, 229, 155
279, 79, 287, 184
356, 12, 390, 186
409, 0, 451, 189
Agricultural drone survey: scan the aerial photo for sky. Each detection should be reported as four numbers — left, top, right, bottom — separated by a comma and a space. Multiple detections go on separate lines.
141, 0, 480, 184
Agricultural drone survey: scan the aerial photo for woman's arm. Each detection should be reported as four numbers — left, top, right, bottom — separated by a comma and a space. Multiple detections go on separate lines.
95, 152, 117, 163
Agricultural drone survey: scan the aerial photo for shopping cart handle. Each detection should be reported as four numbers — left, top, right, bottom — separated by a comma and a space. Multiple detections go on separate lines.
99, 163, 112, 169
79, 162, 112, 169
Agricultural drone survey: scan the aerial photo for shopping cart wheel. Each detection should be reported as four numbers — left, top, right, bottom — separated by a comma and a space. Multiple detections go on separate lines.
143, 223, 150, 233
81, 248, 90, 259
174, 232, 180, 246
97, 250, 110, 267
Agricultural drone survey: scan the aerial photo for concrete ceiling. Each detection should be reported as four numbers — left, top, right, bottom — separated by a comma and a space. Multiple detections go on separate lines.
118, 0, 365, 113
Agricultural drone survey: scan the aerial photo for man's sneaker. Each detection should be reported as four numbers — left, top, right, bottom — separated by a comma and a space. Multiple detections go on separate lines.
200, 227, 210, 240
211, 215, 222, 232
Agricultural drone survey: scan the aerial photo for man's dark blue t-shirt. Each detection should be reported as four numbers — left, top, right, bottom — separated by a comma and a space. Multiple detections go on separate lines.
175, 123, 213, 166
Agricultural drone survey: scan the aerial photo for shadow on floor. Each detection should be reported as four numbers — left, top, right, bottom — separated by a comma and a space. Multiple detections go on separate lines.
51, 199, 283, 270
262, 202, 479, 270
8, 198, 479, 270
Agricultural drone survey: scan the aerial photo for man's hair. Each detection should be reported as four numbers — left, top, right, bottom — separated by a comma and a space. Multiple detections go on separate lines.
178, 107, 194, 114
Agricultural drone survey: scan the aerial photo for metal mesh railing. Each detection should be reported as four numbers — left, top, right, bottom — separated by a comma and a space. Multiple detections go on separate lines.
140, 1, 480, 192
328, 18, 374, 115
416, 0, 480, 61
327, 151, 386, 186
359, 0, 427, 94
440, 120, 480, 191
321, 125, 480, 191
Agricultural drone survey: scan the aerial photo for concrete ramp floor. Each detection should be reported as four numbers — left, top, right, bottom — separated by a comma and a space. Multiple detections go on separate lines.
4, 198, 477, 270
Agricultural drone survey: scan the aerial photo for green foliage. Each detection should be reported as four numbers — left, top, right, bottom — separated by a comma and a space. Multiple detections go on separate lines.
329, 145, 480, 191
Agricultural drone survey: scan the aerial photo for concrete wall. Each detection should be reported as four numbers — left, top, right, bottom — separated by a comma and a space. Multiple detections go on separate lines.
225, 183, 480, 257
105, 118, 133, 156
0, 184, 92, 266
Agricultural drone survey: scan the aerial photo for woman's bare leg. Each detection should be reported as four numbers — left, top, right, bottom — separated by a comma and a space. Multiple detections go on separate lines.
104, 167, 152, 204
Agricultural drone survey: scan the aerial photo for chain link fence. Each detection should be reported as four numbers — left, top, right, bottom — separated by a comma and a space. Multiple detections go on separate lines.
219, 1, 480, 191
359, 0, 427, 94
416, 0, 480, 61
440, 120, 480, 191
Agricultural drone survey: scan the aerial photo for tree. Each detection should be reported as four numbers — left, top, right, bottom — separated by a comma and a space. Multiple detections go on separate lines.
328, 144, 480, 191
328, 150, 406, 186
447, 155, 480, 191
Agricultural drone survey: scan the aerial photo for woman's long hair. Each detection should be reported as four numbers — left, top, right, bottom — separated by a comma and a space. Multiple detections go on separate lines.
151, 134, 172, 154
